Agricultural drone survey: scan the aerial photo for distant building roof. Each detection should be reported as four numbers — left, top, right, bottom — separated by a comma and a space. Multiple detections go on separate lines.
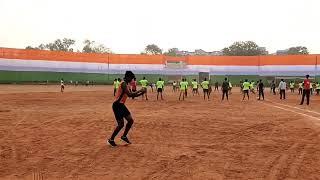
276, 49, 289, 55
175, 49, 222, 56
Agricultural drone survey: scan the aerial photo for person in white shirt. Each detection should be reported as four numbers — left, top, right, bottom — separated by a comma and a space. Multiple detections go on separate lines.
172, 81, 177, 92
278, 79, 286, 100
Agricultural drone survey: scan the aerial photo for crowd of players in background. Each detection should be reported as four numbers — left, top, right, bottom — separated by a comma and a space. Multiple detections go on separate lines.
108, 74, 319, 105
59, 74, 320, 105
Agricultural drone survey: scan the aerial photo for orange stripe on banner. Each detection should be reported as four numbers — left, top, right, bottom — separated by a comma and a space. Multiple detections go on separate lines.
164, 56, 187, 62
0, 48, 165, 64
0, 48, 319, 66
260, 55, 317, 65
0, 48, 108, 63
108, 54, 164, 64
187, 56, 259, 66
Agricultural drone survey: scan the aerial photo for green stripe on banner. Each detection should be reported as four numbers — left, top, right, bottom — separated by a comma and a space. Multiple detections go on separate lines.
1, 71, 318, 85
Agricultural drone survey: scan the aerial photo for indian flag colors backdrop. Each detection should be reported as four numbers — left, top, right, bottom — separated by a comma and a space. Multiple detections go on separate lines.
0, 48, 319, 84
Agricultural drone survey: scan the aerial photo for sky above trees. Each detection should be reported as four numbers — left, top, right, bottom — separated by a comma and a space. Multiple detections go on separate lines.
1, 0, 319, 54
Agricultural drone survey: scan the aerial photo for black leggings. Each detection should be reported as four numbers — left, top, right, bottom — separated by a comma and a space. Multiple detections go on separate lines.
110, 102, 133, 140
259, 90, 264, 100
280, 90, 286, 99
243, 90, 249, 100
300, 89, 310, 105
222, 90, 228, 100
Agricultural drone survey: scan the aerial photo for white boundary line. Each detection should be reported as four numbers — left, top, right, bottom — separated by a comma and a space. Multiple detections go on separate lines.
263, 103, 320, 121
266, 100, 320, 116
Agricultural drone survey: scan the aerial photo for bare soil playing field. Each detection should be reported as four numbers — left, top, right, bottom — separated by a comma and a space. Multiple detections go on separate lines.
0, 85, 320, 180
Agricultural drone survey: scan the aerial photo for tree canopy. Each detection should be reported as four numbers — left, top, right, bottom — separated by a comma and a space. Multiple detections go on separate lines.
222, 41, 267, 56
145, 44, 162, 55
287, 46, 309, 55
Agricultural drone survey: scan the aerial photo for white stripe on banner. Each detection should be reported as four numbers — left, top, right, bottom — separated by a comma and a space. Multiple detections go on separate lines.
0, 58, 319, 75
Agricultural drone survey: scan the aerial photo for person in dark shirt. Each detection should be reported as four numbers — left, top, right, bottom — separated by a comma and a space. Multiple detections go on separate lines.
258, 79, 265, 100
271, 80, 276, 95
221, 78, 229, 101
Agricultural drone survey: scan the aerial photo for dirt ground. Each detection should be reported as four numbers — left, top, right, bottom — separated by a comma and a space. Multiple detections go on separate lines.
0, 85, 320, 180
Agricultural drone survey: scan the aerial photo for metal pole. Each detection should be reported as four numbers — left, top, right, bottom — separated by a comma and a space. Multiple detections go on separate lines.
258, 55, 261, 77
316, 55, 318, 82
107, 54, 110, 84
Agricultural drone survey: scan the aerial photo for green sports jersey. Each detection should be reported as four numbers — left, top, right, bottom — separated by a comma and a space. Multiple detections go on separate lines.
243, 82, 251, 90
250, 82, 255, 89
290, 83, 295, 88
192, 81, 198, 89
156, 81, 164, 89
139, 79, 148, 88
201, 81, 209, 90
180, 82, 187, 90
316, 83, 320, 89
115, 81, 120, 89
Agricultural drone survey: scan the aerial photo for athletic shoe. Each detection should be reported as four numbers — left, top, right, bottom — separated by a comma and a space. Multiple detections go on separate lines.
121, 136, 131, 144
108, 139, 117, 147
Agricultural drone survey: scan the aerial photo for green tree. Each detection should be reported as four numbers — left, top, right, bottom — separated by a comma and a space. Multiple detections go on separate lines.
46, 38, 75, 52
164, 48, 181, 56
145, 44, 162, 55
82, 40, 111, 53
25, 46, 37, 50
38, 44, 46, 50
222, 41, 266, 56
287, 46, 309, 55
25, 38, 75, 52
